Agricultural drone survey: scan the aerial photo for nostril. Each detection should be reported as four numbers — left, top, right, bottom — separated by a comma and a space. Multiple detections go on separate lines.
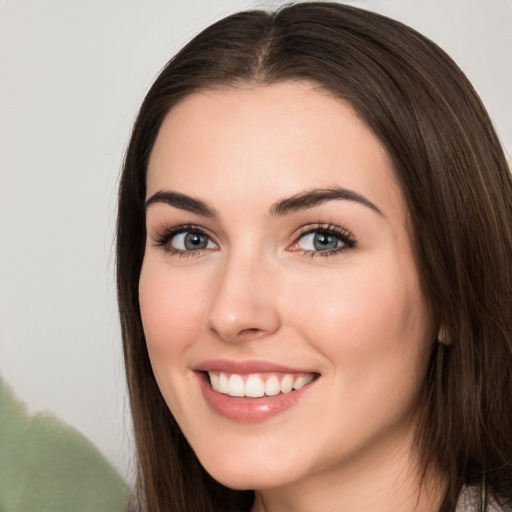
238, 327, 265, 338
206, 293, 281, 342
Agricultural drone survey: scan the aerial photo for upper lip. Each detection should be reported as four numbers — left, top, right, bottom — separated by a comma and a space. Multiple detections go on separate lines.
193, 359, 318, 375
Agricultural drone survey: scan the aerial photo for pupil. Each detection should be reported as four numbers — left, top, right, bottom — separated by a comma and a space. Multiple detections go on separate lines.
314, 233, 338, 250
185, 232, 207, 250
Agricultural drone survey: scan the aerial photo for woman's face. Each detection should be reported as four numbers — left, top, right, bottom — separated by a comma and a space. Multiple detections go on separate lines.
139, 82, 433, 491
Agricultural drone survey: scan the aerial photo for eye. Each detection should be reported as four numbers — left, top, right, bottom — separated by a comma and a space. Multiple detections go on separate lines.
297, 231, 341, 251
289, 225, 355, 257
171, 231, 215, 251
155, 225, 217, 255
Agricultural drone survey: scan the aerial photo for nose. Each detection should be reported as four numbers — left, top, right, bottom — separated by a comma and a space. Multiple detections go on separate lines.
206, 251, 281, 343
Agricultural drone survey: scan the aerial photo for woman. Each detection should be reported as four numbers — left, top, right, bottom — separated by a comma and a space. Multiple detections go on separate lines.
116, 3, 512, 511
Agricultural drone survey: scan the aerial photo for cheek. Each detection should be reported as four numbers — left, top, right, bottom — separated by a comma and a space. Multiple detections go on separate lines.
138, 258, 206, 358
281, 260, 431, 457
286, 259, 429, 375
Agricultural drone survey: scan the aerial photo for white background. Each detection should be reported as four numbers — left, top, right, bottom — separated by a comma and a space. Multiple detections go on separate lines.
1, 0, 511, 483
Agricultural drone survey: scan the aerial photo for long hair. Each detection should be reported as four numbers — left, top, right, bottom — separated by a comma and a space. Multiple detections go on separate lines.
116, 3, 512, 511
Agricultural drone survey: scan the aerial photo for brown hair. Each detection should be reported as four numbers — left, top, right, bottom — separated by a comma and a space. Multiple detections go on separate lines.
116, 3, 512, 511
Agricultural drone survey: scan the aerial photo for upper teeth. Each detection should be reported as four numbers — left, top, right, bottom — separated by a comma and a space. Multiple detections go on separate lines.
208, 372, 315, 398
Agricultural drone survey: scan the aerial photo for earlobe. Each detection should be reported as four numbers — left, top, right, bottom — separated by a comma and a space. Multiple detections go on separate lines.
437, 325, 450, 345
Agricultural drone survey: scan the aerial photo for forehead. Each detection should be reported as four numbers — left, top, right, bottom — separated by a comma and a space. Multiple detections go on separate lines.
146, 82, 404, 219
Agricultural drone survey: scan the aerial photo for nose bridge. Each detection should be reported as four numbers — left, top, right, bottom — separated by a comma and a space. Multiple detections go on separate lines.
206, 243, 280, 342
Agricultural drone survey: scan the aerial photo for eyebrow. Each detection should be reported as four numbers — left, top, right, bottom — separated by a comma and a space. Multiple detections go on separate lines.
270, 187, 383, 217
144, 186, 382, 218
145, 190, 217, 217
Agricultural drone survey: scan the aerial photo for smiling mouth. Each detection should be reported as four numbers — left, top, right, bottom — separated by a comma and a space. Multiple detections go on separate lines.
206, 371, 318, 398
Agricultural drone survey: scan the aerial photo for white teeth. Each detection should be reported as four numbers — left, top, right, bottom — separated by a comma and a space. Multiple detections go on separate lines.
245, 375, 265, 398
209, 372, 220, 391
208, 371, 315, 397
280, 374, 294, 393
228, 374, 245, 397
293, 375, 307, 390
264, 376, 281, 396
218, 373, 229, 394
293, 374, 314, 390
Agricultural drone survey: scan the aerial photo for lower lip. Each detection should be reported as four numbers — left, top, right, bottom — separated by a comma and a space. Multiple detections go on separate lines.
196, 372, 316, 422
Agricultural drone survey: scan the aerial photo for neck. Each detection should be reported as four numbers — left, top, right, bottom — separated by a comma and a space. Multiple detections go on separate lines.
251, 428, 445, 512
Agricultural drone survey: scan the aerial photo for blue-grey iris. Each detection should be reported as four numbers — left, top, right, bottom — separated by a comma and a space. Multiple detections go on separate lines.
184, 232, 208, 250
314, 233, 339, 250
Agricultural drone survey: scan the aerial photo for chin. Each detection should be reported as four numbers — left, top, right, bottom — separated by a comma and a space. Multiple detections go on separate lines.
207, 467, 291, 492
198, 446, 302, 491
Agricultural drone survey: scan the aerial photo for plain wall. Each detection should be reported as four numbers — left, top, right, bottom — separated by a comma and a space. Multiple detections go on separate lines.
1, 0, 510, 482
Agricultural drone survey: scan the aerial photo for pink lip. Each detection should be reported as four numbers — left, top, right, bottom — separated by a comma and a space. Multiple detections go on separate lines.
194, 359, 319, 422
194, 358, 316, 374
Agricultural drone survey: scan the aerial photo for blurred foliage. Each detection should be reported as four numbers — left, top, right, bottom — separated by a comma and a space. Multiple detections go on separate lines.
0, 377, 128, 512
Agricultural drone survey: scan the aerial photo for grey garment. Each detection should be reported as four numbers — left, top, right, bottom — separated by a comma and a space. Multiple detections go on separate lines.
455, 487, 509, 512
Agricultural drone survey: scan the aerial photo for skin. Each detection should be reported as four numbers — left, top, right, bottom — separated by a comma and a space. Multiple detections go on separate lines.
139, 82, 441, 511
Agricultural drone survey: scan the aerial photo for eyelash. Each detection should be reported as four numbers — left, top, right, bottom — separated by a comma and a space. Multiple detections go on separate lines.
291, 224, 356, 257
153, 223, 356, 258
154, 224, 214, 258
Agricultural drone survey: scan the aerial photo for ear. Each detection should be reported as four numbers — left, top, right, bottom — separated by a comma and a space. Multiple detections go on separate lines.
437, 325, 450, 345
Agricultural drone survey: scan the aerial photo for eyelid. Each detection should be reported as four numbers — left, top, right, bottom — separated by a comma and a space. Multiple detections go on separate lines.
153, 224, 218, 254
151, 222, 355, 258
289, 223, 356, 256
